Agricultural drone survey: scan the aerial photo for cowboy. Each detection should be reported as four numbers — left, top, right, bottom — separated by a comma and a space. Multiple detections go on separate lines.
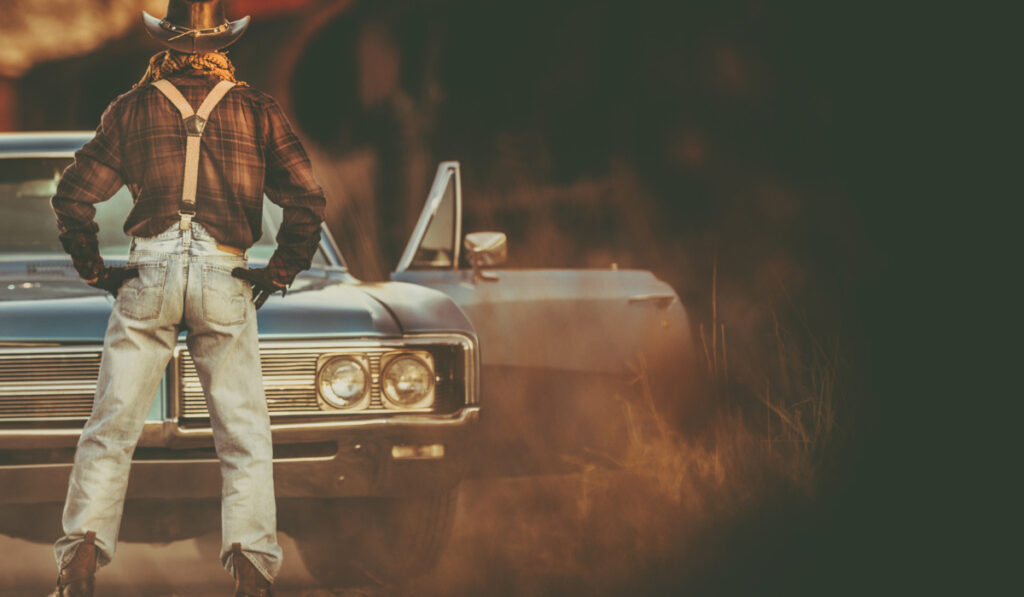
48, 1, 326, 595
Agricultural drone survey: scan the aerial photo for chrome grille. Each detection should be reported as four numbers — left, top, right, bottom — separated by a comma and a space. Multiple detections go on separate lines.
0, 348, 102, 421
0, 335, 475, 425
178, 346, 393, 420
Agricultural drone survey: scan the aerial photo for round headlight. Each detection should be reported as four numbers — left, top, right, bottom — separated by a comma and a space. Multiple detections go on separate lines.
381, 355, 434, 408
318, 357, 368, 409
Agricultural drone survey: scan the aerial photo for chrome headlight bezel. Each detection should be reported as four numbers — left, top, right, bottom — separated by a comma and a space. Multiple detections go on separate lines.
316, 355, 371, 410
380, 351, 436, 410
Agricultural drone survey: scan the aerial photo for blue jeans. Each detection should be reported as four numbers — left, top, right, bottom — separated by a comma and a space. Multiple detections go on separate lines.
54, 222, 283, 582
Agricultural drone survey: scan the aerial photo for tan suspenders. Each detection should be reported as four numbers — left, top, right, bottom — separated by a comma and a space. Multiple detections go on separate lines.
151, 79, 235, 231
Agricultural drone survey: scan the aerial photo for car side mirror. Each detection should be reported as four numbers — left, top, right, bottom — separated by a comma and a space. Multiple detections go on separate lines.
463, 232, 506, 282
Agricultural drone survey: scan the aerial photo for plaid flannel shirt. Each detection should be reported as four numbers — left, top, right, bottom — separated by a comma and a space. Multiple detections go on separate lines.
51, 72, 327, 285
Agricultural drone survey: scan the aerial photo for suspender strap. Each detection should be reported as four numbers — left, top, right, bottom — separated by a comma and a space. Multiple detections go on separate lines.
151, 79, 235, 230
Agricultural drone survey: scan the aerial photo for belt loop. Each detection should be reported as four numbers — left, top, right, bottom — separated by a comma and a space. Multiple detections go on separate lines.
182, 227, 192, 250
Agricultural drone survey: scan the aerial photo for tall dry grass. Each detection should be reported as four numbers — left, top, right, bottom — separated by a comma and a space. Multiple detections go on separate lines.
693, 258, 843, 491
416, 260, 849, 597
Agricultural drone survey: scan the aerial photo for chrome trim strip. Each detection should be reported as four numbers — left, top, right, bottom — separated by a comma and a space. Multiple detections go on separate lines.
176, 406, 479, 437
127, 455, 335, 464
0, 382, 96, 394
0, 345, 102, 357
0, 152, 78, 158
454, 162, 463, 268
0, 416, 91, 424
0, 406, 480, 441
628, 293, 676, 308
0, 463, 78, 471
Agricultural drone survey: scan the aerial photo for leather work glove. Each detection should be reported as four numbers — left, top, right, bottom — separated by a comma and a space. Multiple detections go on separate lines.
231, 267, 287, 309
86, 266, 139, 298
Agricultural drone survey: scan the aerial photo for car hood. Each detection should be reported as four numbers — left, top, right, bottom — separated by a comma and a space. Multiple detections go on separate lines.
0, 272, 405, 343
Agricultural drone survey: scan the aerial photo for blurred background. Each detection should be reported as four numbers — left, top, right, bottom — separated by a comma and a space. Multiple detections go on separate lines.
0, 0, 870, 298
1, 0, 888, 594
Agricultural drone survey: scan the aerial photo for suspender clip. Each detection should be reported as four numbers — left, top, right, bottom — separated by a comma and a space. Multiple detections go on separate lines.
183, 115, 207, 137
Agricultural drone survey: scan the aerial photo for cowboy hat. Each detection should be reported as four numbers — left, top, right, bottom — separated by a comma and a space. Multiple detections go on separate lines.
142, 0, 250, 53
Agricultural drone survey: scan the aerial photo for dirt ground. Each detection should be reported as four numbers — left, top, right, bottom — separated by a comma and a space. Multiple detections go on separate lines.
1, 521, 314, 596
0, 362, 859, 597
2, 474, 640, 597
0, 463, 847, 597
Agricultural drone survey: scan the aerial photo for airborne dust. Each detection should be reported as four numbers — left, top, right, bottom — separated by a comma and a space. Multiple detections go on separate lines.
0, 0, 878, 595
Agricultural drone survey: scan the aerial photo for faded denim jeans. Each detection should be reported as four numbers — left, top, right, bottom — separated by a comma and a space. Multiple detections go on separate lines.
54, 222, 283, 582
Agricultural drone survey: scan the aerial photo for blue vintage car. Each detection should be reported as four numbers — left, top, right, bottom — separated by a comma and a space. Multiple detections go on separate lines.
0, 132, 695, 586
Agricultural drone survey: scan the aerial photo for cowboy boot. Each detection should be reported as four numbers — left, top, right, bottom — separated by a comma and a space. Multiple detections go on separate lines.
51, 531, 98, 597
231, 543, 273, 597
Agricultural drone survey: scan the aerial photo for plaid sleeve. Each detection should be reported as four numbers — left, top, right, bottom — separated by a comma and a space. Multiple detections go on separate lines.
261, 96, 327, 286
51, 100, 125, 280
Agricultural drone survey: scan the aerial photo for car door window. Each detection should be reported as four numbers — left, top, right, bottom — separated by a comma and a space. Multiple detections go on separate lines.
396, 161, 462, 272
412, 175, 456, 268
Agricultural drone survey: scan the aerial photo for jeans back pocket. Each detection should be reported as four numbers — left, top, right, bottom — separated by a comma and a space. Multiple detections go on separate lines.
117, 262, 168, 320
202, 265, 250, 326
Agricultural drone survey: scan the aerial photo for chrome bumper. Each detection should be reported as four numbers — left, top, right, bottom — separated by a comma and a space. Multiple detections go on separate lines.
0, 407, 479, 503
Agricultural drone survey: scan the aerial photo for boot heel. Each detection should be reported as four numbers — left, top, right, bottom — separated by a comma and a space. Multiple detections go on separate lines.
232, 542, 273, 597
54, 531, 98, 597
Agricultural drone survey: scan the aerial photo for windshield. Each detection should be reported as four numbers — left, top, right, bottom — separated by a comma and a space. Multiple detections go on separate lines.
0, 157, 331, 266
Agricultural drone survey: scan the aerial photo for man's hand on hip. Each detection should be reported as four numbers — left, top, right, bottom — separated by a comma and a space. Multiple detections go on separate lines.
87, 266, 140, 298
232, 267, 287, 309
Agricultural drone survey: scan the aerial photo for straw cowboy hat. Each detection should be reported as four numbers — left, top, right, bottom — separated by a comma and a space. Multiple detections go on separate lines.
142, 0, 251, 53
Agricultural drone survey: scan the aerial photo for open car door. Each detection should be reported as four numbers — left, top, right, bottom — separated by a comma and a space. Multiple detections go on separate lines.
391, 162, 699, 474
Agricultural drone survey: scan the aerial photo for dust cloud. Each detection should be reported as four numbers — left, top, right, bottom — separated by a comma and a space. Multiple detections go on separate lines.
0, 1, 873, 593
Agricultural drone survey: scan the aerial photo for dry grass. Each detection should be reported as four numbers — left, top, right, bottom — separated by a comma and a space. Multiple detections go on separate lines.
414, 269, 847, 596
695, 253, 843, 485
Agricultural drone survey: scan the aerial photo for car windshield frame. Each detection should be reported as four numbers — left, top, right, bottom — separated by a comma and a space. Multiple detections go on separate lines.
0, 150, 346, 271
